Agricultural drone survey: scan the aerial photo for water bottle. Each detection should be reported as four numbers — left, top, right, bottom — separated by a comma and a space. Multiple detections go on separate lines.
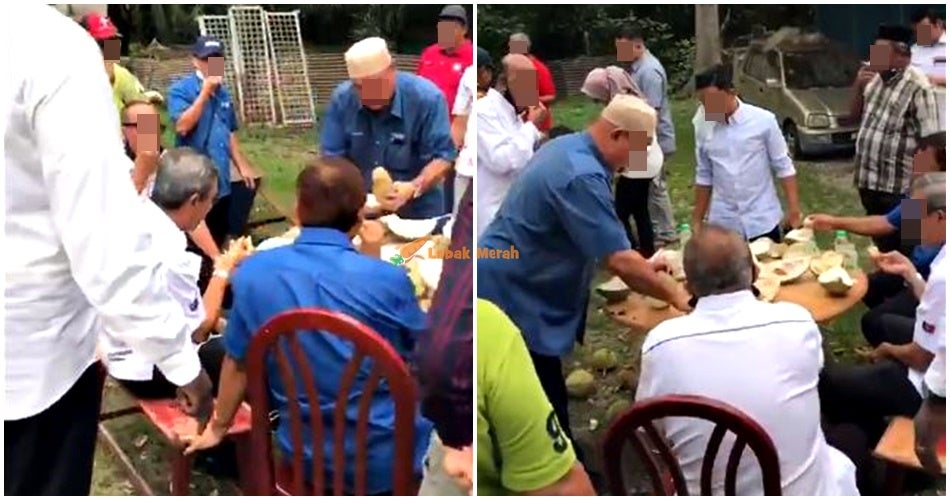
834, 230, 858, 270
677, 224, 692, 250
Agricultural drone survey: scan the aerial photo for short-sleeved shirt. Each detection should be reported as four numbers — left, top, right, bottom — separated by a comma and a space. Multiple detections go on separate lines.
911, 34, 947, 78
417, 40, 473, 112
112, 64, 146, 117
320, 72, 457, 219
167, 72, 239, 199
223, 227, 432, 494
477, 299, 576, 495
453, 65, 476, 178
910, 246, 947, 395
630, 51, 676, 155
884, 200, 944, 277
529, 55, 556, 132
100, 199, 203, 381
477, 132, 630, 356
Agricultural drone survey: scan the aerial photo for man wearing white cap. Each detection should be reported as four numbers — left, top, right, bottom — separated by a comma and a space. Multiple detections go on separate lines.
478, 95, 691, 451
321, 37, 457, 219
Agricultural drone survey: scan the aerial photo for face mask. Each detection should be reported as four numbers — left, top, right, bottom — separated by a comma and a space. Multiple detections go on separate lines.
878, 68, 899, 81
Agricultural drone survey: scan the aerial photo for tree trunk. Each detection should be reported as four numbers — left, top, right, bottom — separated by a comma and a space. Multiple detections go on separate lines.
694, 4, 722, 71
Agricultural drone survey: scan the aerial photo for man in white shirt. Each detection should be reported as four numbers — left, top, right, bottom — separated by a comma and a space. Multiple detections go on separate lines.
819, 172, 946, 490
476, 53, 548, 240
3, 4, 212, 495
691, 64, 804, 241
911, 8, 947, 86
637, 224, 858, 495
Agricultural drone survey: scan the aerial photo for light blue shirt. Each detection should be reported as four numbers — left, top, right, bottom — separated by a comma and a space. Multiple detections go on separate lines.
696, 101, 796, 238
631, 52, 676, 155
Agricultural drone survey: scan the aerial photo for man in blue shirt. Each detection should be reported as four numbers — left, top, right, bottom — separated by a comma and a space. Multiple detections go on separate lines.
478, 95, 690, 445
167, 36, 257, 246
690, 64, 804, 241
321, 37, 457, 220
617, 28, 677, 247
181, 157, 432, 494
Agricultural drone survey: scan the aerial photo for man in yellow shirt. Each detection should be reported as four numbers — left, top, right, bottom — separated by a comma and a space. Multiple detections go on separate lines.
79, 13, 162, 116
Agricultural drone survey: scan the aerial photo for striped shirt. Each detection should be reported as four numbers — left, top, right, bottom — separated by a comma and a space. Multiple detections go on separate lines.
414, 181, 473, 448
854, 66, 940, 194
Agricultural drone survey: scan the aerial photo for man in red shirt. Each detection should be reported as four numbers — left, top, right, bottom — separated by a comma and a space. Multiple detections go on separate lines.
418, 5, 473, 112
509, 32, 556, 134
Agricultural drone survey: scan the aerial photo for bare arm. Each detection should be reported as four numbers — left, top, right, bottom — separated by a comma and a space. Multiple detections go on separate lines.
780, 175, 802, 223
606, 250, 688, 308
525, 463, 596, 496
885, 342, 936, 372
450, 114, 467, 148
539, 94, 556, 105
692, 185, 713, 230
827, 215, 894, 237
844, 81, 868, 126
209, 356, 247, 428
193, 273, 228, 343
188, 221, 220, 259
414, 158, 454, 194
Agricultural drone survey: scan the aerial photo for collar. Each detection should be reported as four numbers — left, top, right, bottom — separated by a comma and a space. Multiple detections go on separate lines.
723, 98, 748, 126
939, 33, 947, 46
485, 88, 517, 117
581, 131, 614, 177
296, 227, 357, 249
695, 289, 758, 312
630, 50, 650, 72
195, 70, 205, 81
441, 39, 472, 57
145, 200, 187, 251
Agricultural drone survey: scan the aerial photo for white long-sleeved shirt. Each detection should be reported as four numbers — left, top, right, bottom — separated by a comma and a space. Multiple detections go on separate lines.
476, 88, 541, 239
914, 247, 946, 397
453, 65, 476, 179
637, 291, 858, 496
4, 4, 200, 420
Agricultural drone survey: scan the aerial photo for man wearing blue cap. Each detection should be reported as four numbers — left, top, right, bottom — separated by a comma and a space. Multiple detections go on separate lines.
167, 36, 257, 246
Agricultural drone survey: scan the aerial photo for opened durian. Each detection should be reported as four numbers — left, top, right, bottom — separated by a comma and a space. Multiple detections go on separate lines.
405, 259, 426, 298
754, 275, 781, 302
749, 237, 773, 259
818, 267, 854, 296
784, 227, 815, 244
371, 167, 394, 199
810, 251, 845, 277
393, 181, 416, 199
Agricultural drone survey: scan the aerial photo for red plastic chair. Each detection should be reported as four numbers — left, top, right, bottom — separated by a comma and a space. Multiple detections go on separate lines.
602, 394, 782, 496
243, 308, 419, 496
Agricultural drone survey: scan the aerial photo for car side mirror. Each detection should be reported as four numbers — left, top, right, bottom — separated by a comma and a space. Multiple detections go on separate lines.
765, 78, 781, 88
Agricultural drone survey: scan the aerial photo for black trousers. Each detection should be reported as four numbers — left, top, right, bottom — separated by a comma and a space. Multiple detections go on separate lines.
749, 224, 782, 243
206, 195, 233, 249
858, 189, 903, 253
5, 363, 104, 495
861, 284, 918, 348
615, 177, 655, 258
118, 337, 227, 400
443, 170, 456, 215
862, 271, 909, 309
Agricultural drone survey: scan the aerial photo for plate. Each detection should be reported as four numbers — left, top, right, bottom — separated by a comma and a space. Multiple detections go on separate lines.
380, 214, 439, 240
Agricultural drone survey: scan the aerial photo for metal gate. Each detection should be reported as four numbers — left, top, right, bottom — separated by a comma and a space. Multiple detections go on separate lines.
197, 6, 315, 126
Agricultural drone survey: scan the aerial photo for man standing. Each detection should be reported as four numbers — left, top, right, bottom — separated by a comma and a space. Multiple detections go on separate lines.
322, 37, 457, 219
4, 4, 212, 495
509, 33, 557, 134
911, 9, 947, 86
449, 48, 489, 215
850, 25, 941, 252
691, 64, 803, 241
478, 96, 690, 444
476, 53, 547, 239
616, 28, 677, 247
167, 36, 257, 247
418, 5, 473, 214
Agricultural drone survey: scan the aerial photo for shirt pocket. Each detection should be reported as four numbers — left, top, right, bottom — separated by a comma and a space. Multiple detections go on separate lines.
383, 130, 414, 178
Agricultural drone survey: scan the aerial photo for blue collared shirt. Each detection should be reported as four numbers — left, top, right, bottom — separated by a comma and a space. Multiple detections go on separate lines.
885, 199, 944, 278
631, 52, 676, 155
320, 72, 457, 219
478, 133, 631, 356
223, 227, 432, 494
167, 73, 238, 198
696, 101, 796, 239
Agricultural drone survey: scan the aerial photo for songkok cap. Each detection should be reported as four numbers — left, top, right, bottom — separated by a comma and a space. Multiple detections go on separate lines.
877, 24, 915, 46
601, 94, 657, 140
345, 37, 393, 79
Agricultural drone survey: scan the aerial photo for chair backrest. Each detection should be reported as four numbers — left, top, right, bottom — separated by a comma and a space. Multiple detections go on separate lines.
244, 308, 418, 496
602, 394, 782, 496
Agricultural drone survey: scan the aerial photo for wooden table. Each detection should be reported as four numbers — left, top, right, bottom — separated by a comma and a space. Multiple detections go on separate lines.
604, 270, 868, 334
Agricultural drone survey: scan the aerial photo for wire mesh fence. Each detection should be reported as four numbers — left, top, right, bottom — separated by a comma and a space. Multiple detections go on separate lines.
266, 11, 317, 126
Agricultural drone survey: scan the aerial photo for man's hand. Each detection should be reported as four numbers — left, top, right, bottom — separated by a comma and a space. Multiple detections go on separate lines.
870, 342, 895, 363
785, 210, 803, 230
873, 251, 915, 279
201, 75, 222, 96
176, 370, 214, 433
380, 186, 415, 213
526, 104, 549, 128
236, 162, 257, 190
442, 445, 473, 494
804, 213, 837, 231
914, 397, 946, 475
181, 417, 229, 455
671, 293, 693, 313
215, 236, 254, 274
690, 218, 704, 236
855, 67, 876, 89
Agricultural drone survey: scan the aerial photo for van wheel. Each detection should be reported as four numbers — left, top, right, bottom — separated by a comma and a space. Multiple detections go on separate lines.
783, 122, 804, 160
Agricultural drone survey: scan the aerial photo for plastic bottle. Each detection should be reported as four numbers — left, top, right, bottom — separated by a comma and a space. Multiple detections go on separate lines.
677, 224, 692, 250
834, 230, 858, 270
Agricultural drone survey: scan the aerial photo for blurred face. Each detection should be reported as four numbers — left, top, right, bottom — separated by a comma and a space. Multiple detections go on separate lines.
615, 37, 645, 62
907, 190, 946, 246
98, 38, 121, 82
915, 18, 943, 46
601, 128, 651, 173
354, 67, 397, 110
193, 55, 225, 77
506, 66, 539, 107
696, 87, 733, 122
121, 104, 163, 154
509, 39, 529, 55
437, 20, 465, 51
912, 146, 943, 177
869, 40, 898, 71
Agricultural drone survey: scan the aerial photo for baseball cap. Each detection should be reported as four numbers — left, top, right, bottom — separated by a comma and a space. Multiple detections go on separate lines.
439, 5, 468, 26
192, 36, 225, 59
80, 13, 120, 41
477, 47, 492, 69
601, 94, 657, 140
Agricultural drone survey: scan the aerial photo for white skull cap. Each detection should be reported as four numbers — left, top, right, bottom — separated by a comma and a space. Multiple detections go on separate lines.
345, 37, 393, 79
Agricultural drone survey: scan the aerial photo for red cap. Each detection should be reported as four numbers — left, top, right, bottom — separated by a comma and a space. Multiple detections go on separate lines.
81, 13, 120, 41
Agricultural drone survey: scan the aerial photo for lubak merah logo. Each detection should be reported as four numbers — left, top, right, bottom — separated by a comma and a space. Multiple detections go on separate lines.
389, 236, 519, 265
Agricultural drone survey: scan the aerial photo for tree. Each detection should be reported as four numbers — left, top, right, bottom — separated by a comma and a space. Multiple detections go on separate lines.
694, 4, 722, 71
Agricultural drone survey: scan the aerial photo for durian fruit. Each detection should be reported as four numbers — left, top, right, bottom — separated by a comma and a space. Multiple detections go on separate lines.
405, 259, 426, 298
784, 227, 815, 244
618, 368, 638, 391
392, 181, 416, 199
605, 399, 632, 423
749, 237, 773, 259
818, 267, 854, 296
768, 242, 789, 259
565, 369, 596, 399
371, 167, 394, 199
867, 245, 880, 259
589, 348, 619, 371
810, 251, 845, 277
